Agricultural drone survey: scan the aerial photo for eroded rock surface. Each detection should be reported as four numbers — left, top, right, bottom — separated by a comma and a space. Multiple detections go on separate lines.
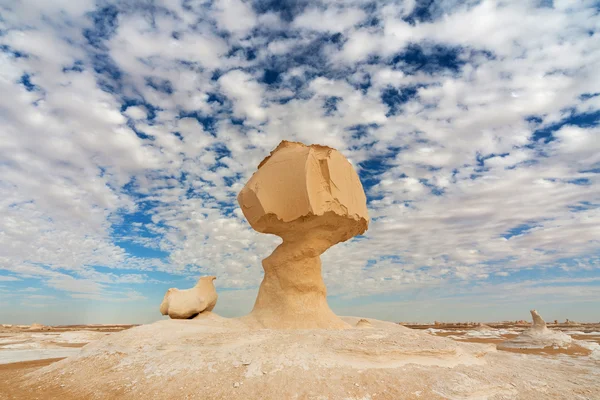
238, 141, 369, 329
160, 276, 218, 319
25, 316, 600, 399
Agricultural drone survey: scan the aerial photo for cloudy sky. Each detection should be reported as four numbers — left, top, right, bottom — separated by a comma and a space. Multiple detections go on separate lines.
1, 0, 599, 325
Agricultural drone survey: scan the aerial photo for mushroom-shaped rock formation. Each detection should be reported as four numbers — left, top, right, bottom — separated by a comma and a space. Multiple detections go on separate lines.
238, 140, 369, 329
160, 276, 218, 319
498, 309, 573, 350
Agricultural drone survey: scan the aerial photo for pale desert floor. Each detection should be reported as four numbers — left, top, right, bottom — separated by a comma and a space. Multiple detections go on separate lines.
0, 319, 598, 399
407, 322, 600, 355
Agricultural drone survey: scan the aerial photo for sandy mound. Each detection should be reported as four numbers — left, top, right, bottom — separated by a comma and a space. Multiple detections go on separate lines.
23, 314, 599, 399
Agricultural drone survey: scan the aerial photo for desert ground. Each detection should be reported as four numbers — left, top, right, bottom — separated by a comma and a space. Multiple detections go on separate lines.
1, 318, 598, 400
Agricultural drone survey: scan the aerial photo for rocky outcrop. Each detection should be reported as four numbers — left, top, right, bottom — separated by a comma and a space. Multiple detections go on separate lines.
160, 276, 218, 319
498, 309, 573, 350
238, 141, 369, 329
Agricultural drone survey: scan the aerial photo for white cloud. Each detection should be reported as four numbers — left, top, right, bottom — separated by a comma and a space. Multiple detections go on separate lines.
213, 0, 257, 35
338, 29, 382, 63
0, 276, 21, 282
71, 290, 146, 302
26, 294, 55, 299
123, 106, 148, 120
218, 69, 267, 122
0, 0, 599, 323
293, 7, 366, 32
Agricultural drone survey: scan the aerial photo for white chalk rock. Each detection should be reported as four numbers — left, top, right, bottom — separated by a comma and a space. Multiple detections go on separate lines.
498, 309, 573, 350
160, 276, 218, 319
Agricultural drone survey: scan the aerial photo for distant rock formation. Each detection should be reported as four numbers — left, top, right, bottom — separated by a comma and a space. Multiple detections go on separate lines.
28, 323, 50, 331
160, 276, 218, 319
238, 141, 369, 329
530, 309, 546, 330
475, 323, 494, 331
498, 309, 572, 350
356, 319, 374, 329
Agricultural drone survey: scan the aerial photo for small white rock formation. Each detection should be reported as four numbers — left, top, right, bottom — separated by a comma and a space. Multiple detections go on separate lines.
356, 318, 374, 329
28, 323, 50, 331
498, 309, 573, 350
475, 323, 494, 331
530, 309, 546, 330
238, 141, 369, 329
160, 276, 218, 319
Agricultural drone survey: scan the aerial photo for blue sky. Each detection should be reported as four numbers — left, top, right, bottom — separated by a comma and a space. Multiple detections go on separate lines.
0, 0, 599, 325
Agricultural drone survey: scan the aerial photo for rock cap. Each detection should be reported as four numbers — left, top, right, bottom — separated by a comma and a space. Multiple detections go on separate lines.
238, 140, 369, 239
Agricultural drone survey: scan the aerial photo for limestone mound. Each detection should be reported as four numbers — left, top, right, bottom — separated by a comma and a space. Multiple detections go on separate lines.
498, 310, 573, 350
498, 330, 573, 350
24, 315, 600, 399
497, 329, 573, 350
